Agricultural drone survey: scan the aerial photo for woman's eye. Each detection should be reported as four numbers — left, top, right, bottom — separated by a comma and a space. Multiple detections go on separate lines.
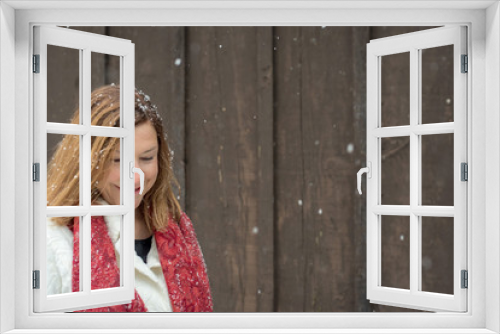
113, 158, 120, 163
141, 156, 154, 161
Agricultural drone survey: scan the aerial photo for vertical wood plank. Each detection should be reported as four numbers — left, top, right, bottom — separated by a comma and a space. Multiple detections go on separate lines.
274, 26, 306, 312
300, 26, 356, 312
186, 27, 274, 312
352, 26, 372, 312
275, 26, 357, 312
255, 27, 275, 312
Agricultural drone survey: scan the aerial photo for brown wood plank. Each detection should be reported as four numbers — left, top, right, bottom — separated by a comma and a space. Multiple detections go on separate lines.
107, 27, 186, 208
275, 26, 359, 312
255, 27, 275, 312
300, 26, 356, 312
185, 27, 274, 312
351, 26, 373, 313
274, 26, 307, 312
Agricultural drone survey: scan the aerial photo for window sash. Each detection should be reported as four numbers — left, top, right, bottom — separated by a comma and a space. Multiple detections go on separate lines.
32, 26, 136, 312
366, 26, 468, 312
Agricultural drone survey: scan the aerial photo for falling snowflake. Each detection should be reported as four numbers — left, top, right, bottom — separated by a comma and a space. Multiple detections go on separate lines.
347, 143, 354, 154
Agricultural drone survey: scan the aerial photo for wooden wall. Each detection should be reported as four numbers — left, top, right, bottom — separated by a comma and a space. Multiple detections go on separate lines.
47, 26, 454, 312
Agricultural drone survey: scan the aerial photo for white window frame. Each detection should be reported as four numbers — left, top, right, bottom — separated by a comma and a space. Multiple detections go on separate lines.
0, 1, 498, 333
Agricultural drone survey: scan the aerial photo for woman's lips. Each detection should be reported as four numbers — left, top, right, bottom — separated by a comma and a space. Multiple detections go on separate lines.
115, 185, 141, 194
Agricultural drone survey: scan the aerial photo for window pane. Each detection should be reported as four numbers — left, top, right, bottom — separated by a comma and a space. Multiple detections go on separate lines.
421, 134, 454, 206
381, 215, 410, 290
421, 45, 454, 124
46, 216, 80, 294
91, 52, 121, 127
91, 215, 122, 291
91, 136, 122, 206
47, 45, 80, 124
381, 52, 410, 127
381, 136, 410, 205
47, 134, 80, 206
421, 217, 454, 294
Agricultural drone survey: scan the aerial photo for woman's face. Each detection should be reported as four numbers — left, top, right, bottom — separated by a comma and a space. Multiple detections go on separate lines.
98, 121, 159, 208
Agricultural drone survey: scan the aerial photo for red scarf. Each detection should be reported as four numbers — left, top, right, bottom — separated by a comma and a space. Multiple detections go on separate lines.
70, 213, 213, 312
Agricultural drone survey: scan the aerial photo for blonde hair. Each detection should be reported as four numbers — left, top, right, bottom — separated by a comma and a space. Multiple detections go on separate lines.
47, 85, 182, 232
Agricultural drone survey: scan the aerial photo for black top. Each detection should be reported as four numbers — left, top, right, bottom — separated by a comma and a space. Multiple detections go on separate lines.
135, 235, 153, 264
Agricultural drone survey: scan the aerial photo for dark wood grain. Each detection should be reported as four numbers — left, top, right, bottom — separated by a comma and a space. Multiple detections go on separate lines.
275, 26, 357, 312
301, 26, 356, 312
255, 27, 275, 312
185, 27, 274, 312
352, 27, 372, 312
274, 26, 306, 312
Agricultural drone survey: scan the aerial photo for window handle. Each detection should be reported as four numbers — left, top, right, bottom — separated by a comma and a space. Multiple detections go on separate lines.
357, 162, 372, 195
129, 162, 145, 195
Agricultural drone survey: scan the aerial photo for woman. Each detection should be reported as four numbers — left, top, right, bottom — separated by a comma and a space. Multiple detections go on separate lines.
46, 85, 213, 312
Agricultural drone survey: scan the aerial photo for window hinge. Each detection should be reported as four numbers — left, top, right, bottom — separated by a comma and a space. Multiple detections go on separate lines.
33, 163, 40, 182
33, 54, 40, 73
461, 270, 468, 289
461, 54, 468, 73
461, 162, 468, 181
33, 270, 40, 289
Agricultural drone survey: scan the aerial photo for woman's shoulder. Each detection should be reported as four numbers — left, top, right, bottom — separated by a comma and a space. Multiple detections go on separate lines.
46, 218, 74, 294
46, 217, 73, 245
46, 217, 74, 264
